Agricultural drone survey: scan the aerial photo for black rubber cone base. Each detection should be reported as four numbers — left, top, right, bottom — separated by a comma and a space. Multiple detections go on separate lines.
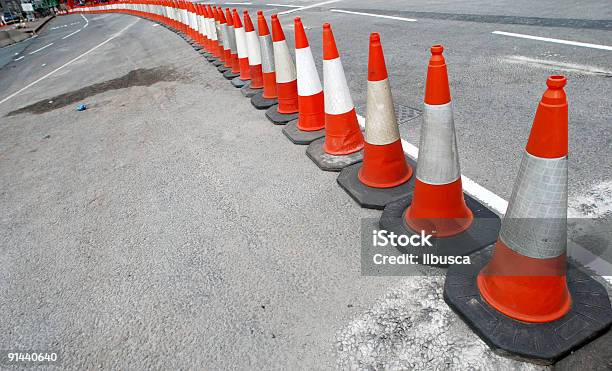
337, 158, 417, 209
306, 137, 364, 172
218, 65, 231, 73
231, 77, 249, 88
192, 44, 202, 51
444, 246, 612, 365
205, 54, 217, 62
379, 195, 500, 267
199, 50, 210, 57
251, 91, 278, 110
223, 70, 240, 80
282, 120, 325, 145
265, 106, 298, 125
211, 59, 224, 67
241, 82, 261, 98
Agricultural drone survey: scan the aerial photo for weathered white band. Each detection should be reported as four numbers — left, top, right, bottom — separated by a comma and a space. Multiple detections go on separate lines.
500, 152, 567, 259
260, 35, 275, 73
246, 31, 262, 65
273, 41, 296, 83
415, 102, 461, 185
365, 79, 399, 145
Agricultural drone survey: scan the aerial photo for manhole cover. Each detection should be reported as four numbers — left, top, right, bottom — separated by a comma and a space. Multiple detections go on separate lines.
355, 103, 421, 126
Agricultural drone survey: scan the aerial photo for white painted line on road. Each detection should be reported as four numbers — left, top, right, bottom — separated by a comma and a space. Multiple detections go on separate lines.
266, 3, 301, 7
62, 28, 81, 39
14, 56, 24, 61
0, 19, 139, 106
330, 9, 417, 22
225, 2, 252, 4
152, 23, 160, 27
278, 0, 342, 15
356, 113, 611, 283
501, 55, 612, 76
493, 31, 612, 51
29, 42, 54, 55
81, 14, 89, 28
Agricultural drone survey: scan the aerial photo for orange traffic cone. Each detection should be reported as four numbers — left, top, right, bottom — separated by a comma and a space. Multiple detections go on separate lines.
306, 23, 363, 172
204, 6, 219, 62
241, 10, 264, 97
444, 75, 612, 364
265, 14, 299, 124
251, 11, 278, 110
337, 33, 415, 209
230, 8, 251, 88
217, 7, 233, 73
282, 16, 325, 145
378, 45, 499, 264
210, 7, 226, 67
222, 8, 240, 79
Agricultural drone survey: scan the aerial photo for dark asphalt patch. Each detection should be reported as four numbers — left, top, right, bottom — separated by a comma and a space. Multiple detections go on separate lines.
343, 8, 612, 30
6, 66, 180, 116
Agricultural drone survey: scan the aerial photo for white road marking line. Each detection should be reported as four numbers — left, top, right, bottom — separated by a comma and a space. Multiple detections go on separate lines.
0, 19, 139, 105
41, 63, 46, 66
266, 3, 301, 7
278, 0, 342, 15
501, 55, 612, 76
356, 114, 610, 282
81, 14, 89, 28
225, 1, 252, 4
330, 9, 417, 22
62, 28, 81, 39
493, 31, 612, 51
14, 56, 25, 61
29, 42, 54, 54
152, 23, 160, 27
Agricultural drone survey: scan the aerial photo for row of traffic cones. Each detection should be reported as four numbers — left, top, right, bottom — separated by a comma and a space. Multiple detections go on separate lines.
68, 2, 612, 366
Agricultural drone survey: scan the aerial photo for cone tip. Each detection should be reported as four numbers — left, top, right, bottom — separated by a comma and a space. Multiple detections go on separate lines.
431, 44, 444, 55
322, 22, 331, 30
370, 32, 380, 43
257, 10, 263, 15
547, 75, 567, 89
271, 14, 278, 20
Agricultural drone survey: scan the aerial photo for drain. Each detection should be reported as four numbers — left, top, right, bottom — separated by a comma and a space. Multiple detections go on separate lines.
355, 103, 421, 126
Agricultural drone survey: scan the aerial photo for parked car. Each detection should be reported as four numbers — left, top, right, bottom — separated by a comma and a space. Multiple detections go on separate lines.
2, 11, 19, 24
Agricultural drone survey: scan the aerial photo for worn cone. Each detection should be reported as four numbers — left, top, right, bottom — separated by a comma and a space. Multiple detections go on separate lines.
257, 11, 277, 99
359, 33, 412, 188
270, 15, 298, 114
322, 23, 363, 155
293, 17, 324, 131
477, 75, 571, 323
225, 8, 240, 73
244, 10, 263, 88
404, 45, 473, 237
232, 9, 250, 80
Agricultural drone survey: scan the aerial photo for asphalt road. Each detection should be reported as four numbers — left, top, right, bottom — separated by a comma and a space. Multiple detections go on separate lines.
0, 2, 610, 369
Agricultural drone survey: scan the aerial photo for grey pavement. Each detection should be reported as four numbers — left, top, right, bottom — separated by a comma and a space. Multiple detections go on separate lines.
0, 3, 611, 369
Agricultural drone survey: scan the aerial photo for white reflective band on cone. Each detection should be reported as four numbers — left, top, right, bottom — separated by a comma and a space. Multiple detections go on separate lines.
227, 27, 237, 53
323, 58, 354, 115
296, 46, 322, 97
260, 35, 275, 73
209, 19, 218, 40
416, 102, 461, 185
235, 27, 248, 59
499, 152, 568, 259
246, 31, 262, 65
273, 41, 296, 83
365, 79, 400, 145
220, 24, 229, 49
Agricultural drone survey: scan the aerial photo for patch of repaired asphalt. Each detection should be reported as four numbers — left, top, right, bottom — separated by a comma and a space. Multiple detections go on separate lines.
335, 276, 546, 370
5, 66, 181, 116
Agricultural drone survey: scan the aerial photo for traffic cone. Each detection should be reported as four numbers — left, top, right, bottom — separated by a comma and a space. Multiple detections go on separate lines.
282, 17, 326, 145
444, 75, 612, 364
337, 33, 415, 209
204, 5, 219, 61
230, 8, 251, 88
222, 8, 241, 79
264, 14, 299, 124
196, 4, 210, 55
306, 23, 364, 172
251, 11, 278, 110
210, 6, 225, 67
378, 45, 499, 263
216, 6, 233, 73
241, 10, 264, 98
